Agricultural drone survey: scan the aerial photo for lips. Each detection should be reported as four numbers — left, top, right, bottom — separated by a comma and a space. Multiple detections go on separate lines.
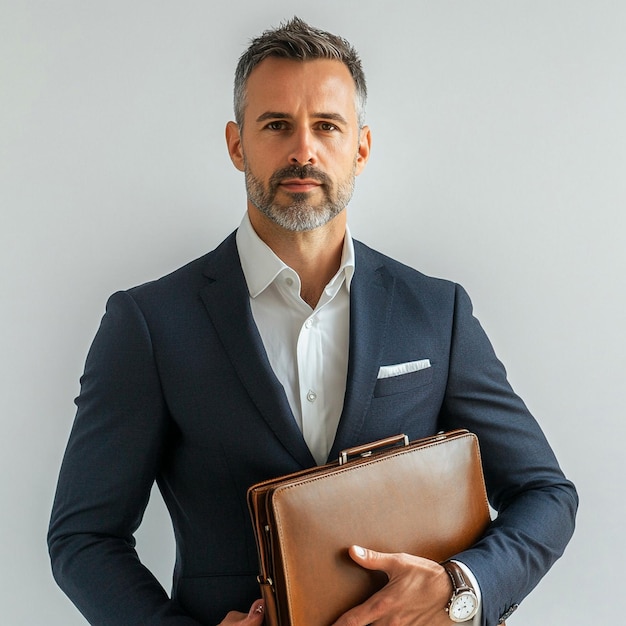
279, 178, 322, 193
269, 166, 330, 194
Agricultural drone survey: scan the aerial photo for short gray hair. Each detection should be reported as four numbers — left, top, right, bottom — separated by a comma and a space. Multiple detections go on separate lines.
234, 17, 367, 128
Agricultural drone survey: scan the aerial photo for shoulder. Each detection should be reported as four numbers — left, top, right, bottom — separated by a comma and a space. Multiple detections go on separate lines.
353, 239, 463, 306
94, 232, 240, 331
116, 232, 239, 306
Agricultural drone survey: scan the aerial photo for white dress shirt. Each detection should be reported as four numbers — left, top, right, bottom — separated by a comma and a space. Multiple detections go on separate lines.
236, 213, 354, 465
236, 214, 482, 623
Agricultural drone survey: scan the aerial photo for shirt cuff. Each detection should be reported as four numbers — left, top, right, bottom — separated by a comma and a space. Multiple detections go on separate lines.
451, 560, 482, 625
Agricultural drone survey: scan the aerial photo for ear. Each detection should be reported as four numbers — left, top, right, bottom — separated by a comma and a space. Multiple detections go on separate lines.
225, 121, 245, 172
354, 125, 372, 176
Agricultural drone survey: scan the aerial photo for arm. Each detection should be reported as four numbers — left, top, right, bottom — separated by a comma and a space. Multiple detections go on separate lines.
439, 283, 578, 624
48, 291, 201, 625
334, 283, 577, 626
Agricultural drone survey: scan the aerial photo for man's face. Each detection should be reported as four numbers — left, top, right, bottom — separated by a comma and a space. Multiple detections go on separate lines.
226, 58, 370, 232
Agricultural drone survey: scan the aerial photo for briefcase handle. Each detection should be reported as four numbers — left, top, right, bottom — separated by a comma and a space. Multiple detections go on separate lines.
339, 434, 409, 465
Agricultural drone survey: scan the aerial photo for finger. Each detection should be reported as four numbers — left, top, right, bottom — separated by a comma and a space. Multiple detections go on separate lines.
332, 547, 390, 625
348, 545, 393, 574
332, 600, 376, 626
247, 599, 265, 623
221, 600, 265, 624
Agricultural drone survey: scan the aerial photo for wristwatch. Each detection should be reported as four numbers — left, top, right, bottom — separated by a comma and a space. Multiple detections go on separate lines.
442, 561, 480, 623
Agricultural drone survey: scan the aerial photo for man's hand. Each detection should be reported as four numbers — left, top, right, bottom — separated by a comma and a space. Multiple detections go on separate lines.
332, 546, 453, 626
217, 599, 265, 625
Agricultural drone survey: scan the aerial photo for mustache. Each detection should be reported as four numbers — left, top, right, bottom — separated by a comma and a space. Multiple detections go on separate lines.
269, 165, 330, 187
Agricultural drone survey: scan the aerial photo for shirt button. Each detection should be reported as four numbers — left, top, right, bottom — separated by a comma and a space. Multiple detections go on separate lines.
304, 319, 313, 329
285, 277, 294, 286
306, 390, 317, 402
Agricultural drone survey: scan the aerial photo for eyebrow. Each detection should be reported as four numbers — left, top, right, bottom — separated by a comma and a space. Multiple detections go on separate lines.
255, 111, 349, 125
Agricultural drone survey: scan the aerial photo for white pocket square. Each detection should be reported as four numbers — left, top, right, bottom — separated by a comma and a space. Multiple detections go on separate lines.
377, 359, 431, 379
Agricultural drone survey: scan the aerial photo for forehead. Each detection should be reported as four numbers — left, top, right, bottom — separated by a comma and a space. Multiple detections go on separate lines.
243, 57, 358, 121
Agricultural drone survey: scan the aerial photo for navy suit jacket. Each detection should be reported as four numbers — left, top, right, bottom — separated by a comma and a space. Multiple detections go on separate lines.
48, 232, 577, 625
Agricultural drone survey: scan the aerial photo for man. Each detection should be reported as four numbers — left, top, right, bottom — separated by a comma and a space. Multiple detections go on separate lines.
48, 17, 577, 626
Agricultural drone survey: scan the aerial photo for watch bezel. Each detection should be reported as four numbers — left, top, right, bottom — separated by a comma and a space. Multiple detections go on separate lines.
447, 589, 479, 623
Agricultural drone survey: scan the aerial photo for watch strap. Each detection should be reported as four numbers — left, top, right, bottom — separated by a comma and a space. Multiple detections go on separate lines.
442, 560, 474, 595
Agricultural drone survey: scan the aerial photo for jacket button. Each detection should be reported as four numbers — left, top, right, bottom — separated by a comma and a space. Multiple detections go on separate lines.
498, 603, 519, 623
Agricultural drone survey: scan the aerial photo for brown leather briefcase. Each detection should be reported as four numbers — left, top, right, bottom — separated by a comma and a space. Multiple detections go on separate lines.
247, 429, 490, 626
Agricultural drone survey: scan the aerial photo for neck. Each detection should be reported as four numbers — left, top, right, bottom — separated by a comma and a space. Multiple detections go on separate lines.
248, 206, 346, 308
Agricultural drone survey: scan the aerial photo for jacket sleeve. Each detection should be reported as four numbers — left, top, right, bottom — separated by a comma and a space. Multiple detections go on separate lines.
47, 291, 202, 625
440, 284, 578, 626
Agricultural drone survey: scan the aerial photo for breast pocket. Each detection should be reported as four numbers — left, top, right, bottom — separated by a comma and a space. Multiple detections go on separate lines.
373, 366, 433, 397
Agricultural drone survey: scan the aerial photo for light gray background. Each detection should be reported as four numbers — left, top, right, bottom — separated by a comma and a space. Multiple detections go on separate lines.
1, 1, 624, 624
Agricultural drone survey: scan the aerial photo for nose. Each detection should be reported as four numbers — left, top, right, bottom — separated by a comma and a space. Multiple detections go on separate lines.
288, 127, 317, 166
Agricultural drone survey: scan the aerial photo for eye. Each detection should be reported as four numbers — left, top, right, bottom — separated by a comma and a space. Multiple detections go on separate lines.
318, 122, 338, 132
265, 121, 287, 131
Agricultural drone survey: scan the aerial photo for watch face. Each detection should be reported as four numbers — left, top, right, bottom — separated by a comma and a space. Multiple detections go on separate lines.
450, 592, 478, 621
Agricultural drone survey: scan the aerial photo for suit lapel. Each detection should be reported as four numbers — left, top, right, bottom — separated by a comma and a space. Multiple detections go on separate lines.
199, 234, 315, 468
329, 241, 396, 460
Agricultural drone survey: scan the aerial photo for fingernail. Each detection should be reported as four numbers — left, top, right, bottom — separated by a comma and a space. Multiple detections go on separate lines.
354, 545, 366, 558
250, 601, 264, 616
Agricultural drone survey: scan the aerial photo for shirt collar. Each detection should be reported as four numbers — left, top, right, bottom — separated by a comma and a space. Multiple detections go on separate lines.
235, 213, 355, 299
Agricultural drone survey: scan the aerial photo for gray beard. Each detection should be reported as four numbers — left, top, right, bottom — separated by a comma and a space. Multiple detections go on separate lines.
244, 164, 356, 232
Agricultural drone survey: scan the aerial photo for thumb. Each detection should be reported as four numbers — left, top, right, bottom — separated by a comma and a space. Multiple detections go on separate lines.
348, 545, 388, 571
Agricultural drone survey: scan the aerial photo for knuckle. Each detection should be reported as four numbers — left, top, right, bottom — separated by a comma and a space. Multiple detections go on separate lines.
369, 594, 393, 616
